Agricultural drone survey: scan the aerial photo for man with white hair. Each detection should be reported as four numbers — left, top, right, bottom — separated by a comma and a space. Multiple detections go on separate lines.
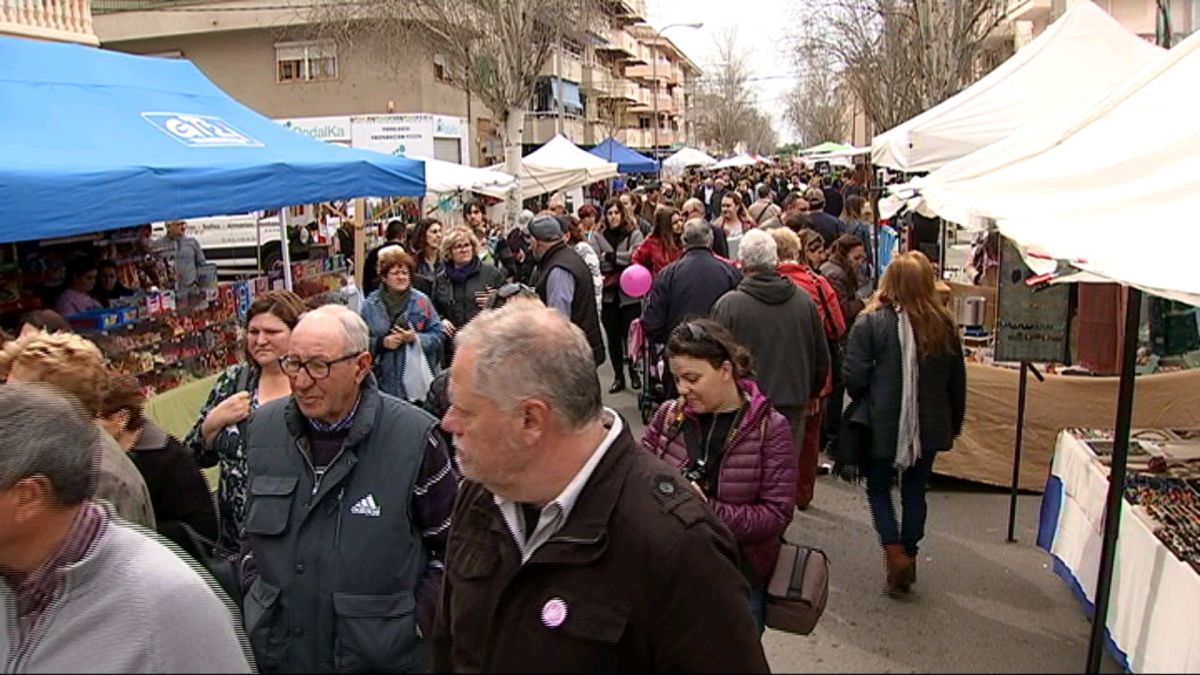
680, 197, 729, 258
712, 229, 829, 479
0, 383, 251, 673
241, 304, 457, 673
434, 303, 767, 673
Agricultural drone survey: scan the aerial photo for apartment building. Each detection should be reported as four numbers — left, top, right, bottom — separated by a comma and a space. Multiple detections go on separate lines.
995, 0, 1200, 54
1, 0, 97, 44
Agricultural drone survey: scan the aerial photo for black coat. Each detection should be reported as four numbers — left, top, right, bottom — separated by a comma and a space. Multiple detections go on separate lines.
430, 261, 506, 329
641, 248, 742, 343
432, 423, 769, 673
843, 306, 967, 462
363, 239, 405, 295
807, 212, 845, 248
128, 422, 217, 556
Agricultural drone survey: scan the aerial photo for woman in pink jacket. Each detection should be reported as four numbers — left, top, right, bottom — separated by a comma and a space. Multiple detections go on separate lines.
641, 318, 798, 634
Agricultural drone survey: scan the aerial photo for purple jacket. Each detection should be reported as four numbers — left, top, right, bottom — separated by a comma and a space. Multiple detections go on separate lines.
641, 379, 798, 586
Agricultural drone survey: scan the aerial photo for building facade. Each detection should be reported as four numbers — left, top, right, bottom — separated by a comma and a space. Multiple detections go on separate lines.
94, 0, 701, 164
1, 0, 97, 44
998, 0, 1200, 51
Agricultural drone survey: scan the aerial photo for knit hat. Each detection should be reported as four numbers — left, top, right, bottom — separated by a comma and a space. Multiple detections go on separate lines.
528, 215, 565, 242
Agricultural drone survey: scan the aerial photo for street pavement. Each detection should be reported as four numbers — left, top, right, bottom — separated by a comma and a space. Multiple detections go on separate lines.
600, 363, 1119, 674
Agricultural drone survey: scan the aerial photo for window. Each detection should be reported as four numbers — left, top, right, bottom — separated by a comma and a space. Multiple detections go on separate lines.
638, 117, 651, 130
434, 53, 453, 83
275, 40, 338, 83
562, 39, 584, 60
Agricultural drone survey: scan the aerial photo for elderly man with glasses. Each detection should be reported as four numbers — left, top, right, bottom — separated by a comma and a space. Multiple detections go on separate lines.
240, 304, 457, 674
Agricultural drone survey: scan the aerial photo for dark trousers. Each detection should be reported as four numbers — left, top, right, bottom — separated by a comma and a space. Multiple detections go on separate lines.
865, 451, 938, 557
601, 301, 639, 381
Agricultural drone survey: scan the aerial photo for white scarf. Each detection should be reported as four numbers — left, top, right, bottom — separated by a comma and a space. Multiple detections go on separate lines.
895, 307, 922, 471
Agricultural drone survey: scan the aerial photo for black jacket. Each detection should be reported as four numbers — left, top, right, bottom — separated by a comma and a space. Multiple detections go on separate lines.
711, 271, 830, 409
641, 248, 742, 343
807, 211, 845, 247
843, 306, 967, 461
535, 241, 606, 366
430, 261, 506, 328
128, 421, 217, 558
432, 420, 769, 673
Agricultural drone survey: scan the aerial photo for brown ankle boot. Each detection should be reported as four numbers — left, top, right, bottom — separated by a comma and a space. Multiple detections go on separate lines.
884, 544, 912, 594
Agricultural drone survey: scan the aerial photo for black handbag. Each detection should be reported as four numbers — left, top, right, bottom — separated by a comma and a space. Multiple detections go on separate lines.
834, 397, 872, 482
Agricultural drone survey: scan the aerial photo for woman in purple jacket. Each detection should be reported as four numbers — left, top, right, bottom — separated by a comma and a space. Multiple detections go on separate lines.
641, 319, 798, 634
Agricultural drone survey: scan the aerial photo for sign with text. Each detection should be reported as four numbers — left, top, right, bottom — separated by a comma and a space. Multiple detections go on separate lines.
994, 237, 1071, 364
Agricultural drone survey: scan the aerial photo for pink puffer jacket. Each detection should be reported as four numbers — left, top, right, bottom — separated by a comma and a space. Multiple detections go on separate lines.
641, 379, 798, 586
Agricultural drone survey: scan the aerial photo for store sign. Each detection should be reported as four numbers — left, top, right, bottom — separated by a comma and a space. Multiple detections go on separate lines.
277, 116, 352, 144
433, 115, 463, 138
142, 112, 263, 147
351, 114, 436, 158
994, 238, 1071, 364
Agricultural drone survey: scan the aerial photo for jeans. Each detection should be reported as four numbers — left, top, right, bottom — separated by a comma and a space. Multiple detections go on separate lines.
748, 586, 767, 635
864, 451, 938, 557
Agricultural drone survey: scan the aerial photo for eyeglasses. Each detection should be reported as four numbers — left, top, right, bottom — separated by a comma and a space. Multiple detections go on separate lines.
279, 354, 358, 380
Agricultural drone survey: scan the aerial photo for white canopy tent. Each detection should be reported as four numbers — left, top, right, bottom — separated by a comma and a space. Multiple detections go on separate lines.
662, 147, 717, 178
412, 155, 515, 195
478, 135, 617, 200
871, 1, 1162, 173
891, 28, 1200, 306
711, 153, 758, 170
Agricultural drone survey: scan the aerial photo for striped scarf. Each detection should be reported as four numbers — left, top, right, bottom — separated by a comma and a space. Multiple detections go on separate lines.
895, 307, 922, 471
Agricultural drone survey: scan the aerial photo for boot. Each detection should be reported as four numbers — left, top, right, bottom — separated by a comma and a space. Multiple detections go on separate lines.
884, 544, 912, 595
629, 363, 641, 391
908, 555, 918, 585
609, 377, 626, 394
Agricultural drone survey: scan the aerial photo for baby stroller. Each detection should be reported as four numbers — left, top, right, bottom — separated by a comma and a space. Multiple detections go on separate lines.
628, 318, 668, 424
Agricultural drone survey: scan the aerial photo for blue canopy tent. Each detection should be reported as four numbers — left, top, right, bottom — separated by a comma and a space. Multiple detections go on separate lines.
589, 137, 659, 174
0, 36, 425, 243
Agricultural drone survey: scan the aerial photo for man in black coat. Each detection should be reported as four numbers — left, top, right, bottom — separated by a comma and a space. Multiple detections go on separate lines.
805, 187, 845, 247
528, 215, 606, 366
363, 219, 407, 295
681, 198, 729, 259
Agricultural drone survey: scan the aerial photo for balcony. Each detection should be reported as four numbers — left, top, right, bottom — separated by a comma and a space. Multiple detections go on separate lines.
0, 0, 98, 45
596, 27, 640, 60
525, 113, 584, 145
582, 62, 609, 90
1004, 0, 1052, 21
608, 0, 646, 23
584, 120, 607, 145
618, 128, 652, 149
540, 52, 583, 83
623, 62, 672, 82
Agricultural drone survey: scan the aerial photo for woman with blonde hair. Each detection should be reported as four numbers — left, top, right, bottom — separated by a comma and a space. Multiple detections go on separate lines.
430, 226, 505, 340
842, 251, 966, 596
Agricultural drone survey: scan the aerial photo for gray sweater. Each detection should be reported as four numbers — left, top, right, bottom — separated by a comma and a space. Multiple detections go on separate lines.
0, 515, 253, 673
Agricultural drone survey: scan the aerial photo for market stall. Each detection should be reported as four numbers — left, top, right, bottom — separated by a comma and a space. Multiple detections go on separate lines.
1038, 429, 1200, 672
588, 137, 658, 174
0, 36, 425, 398
871, 1, 1161, 174
661, 147, 716, 178
478, 135, 617, 200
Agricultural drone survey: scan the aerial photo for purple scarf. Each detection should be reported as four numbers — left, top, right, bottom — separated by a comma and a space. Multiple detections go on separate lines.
446, 256, 481, 284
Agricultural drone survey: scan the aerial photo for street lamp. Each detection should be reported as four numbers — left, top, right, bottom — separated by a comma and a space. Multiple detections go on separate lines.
652, 21, 703, 178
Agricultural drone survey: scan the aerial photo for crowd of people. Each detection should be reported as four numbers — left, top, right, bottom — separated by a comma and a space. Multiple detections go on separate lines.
0, 160, 967, 673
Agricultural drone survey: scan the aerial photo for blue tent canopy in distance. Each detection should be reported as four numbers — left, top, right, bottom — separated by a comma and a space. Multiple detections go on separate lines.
589, 137, 659, 174
0, 37, 425, 243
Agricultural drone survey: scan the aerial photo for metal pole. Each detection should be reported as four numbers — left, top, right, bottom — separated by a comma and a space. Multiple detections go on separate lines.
1085, 287, 1143, 673
279, 207, 293, 291
1008, 361, 1030, 542
254, 210, 263, 275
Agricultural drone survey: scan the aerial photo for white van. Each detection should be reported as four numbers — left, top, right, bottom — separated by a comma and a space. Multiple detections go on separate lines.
151, 213, 292, 279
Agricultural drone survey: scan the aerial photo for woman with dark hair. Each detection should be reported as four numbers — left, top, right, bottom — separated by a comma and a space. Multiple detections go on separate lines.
632, 207, 684, 277
566, 210, 604, 313
409, 217, 446, 278
640, 318, 797, 634
715, 192, 756, 260
821, 234, 869, 326
95, 260, 135, 307
592, 198, 645, 393
841, 195, 875, 269
361, 246, 444, 401
53, 255, 102, 317
16, 309, 71, 338
185, 289, 307, 550
619, 191, 652, 237
99, 374, 217, 558
798, 230, 828, 272
843, 251, 967, 595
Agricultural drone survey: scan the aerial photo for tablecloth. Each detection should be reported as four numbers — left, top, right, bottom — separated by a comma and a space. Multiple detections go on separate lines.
1038, 431, 1200, 672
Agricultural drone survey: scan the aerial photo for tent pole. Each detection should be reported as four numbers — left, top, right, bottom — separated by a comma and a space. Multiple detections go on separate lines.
353, 197, 366, 289
1084, 286, 1142, 674
280, 207, 293, 291
1006, 361, 1043, 542
254, 210, 263, 275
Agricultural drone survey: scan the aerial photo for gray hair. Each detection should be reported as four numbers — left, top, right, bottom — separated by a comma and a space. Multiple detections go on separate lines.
0, 383, 99, 506
301, 304, 370, 355
681, 218, 714, 249
739, 228, 779, 273
455, 303, 602, 431
681, 197, 704, 218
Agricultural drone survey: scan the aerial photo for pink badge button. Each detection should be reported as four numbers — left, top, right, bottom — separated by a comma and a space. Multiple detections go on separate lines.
541, 597, 568, 629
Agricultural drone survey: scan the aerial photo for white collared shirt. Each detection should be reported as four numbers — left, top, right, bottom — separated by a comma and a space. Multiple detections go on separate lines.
494, 409, 623, 564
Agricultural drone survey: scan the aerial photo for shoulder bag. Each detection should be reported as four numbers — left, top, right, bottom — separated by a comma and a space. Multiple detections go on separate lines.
766, 542, 829, 635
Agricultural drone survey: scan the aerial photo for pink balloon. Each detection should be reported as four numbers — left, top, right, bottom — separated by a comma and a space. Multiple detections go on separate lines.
620, 264, 653, 299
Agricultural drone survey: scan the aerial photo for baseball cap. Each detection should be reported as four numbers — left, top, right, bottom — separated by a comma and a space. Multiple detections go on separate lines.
528, 215, 565, 242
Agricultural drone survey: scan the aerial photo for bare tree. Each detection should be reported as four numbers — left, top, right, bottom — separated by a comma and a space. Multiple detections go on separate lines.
307, 0, 603, 226
743, 110, 779, 156
785, 55, 847, 146
692, 29, 757, 155
793, 0, 1004, 132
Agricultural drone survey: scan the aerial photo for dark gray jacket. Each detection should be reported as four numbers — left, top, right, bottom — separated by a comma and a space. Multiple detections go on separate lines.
843, 306, 967, 462
242, 375, 435, 673
711, 271, 829, 409
430, 261, 506, 328
641, 248, 742, 343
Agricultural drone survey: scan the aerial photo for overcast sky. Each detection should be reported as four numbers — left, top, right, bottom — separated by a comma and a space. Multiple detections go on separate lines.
646, 0, 800, 143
